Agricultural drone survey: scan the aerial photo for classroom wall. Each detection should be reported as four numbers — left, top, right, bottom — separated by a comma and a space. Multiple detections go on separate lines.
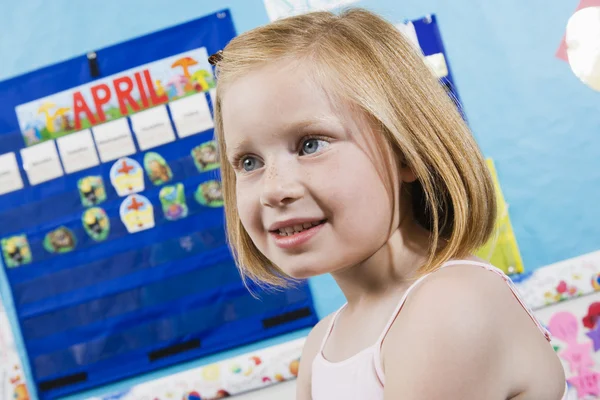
1, 0, 599, 398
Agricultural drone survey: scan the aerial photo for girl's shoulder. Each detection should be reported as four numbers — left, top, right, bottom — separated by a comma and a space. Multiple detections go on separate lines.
380, 261, 565, 398
394, 261, 532, 343
392, 261, 512, 341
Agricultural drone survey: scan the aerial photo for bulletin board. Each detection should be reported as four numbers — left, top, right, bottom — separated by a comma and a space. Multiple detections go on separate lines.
0, 9, 317, 400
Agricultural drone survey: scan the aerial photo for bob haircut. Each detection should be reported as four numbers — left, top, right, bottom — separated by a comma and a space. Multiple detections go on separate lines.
212, 8, 497, 287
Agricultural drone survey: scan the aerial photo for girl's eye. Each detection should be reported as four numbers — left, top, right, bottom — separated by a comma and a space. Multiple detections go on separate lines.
300, 138, 329, 155
241, 156, 263, 172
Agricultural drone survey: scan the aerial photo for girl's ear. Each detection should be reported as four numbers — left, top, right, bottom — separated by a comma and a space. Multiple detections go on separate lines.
400, 159, 418, 183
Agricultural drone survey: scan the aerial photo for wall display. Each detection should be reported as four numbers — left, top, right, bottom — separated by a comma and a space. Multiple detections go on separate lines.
0, 10, 317, 400
263, 0, 358, 21
565, 6, 600, 92
515, 250, 600, 310
531, 293, 600, 399
556, 0, 600, 61
0, 297, 32, 400
474, 159, 524, 275
86, 338, 304, 400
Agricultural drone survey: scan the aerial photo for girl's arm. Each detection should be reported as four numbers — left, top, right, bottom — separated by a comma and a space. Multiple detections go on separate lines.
296, 314, 334, 400
382, 265, 565, 400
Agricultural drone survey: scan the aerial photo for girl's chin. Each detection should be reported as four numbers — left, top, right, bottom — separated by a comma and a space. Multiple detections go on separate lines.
281, 263, 338, 280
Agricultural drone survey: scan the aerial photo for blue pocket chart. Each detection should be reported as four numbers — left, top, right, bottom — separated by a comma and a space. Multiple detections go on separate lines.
0, 9, 317, 400
410, 15, 466, 116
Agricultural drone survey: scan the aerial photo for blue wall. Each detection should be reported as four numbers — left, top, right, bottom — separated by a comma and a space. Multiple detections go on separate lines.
1, 0, 599, 398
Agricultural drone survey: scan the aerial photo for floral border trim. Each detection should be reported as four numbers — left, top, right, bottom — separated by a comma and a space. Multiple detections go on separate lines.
0, 298, 31, 400
87, 338, 305, 400
515, 250, 600, 310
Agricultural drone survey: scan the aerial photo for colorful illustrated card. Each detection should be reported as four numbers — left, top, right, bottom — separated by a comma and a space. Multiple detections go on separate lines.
159, 183, 188, 221
78, 176, 107, 207
120, 194, 155, 234
44, 227, 77, 254
1, 235, 32, 268
82, 208, 110, 241
110, 157, 145, 197
195, 180, 224, 207
143, 152, 172, 186
192, 140, 219, 172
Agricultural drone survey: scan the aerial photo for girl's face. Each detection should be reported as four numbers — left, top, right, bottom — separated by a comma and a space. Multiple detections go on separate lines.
221, 61, 409, 279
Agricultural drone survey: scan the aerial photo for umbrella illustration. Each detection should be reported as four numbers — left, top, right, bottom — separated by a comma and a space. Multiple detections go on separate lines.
171, 56, 198, 79
191, 69, 215, 91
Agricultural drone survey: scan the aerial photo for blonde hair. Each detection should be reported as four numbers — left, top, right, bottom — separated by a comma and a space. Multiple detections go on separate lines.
213, 8, 497, 286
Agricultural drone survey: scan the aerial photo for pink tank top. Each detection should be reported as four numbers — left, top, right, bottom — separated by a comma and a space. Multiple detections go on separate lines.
311, 260, 567, 399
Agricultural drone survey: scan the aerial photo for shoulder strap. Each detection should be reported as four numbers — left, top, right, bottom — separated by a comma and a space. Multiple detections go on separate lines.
318, 303, 347, 353
374, 272, 434, 345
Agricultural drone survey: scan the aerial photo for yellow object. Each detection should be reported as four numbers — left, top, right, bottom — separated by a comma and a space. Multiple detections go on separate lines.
122, 207, 154, 233
201, 364, 220, 382
155, 80, 165, 97
474, 159, 524, 275
191, 70, 212, 90
37, 102, 58, 133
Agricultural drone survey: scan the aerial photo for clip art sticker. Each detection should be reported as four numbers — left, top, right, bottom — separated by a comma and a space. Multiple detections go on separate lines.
110, 157, 145, 196
44, 226, 77, 254
159, 183, 188, 221
82, 207, 110, 241
78, 176, 107, 207
195, 180, 223, 207
192, 140, 219, 172
144, 152, 172, 186
120, 194, 155, 234
1, 235, 32, 268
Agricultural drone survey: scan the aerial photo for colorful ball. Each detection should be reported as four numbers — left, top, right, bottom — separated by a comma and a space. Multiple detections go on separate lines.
184, 391, 201, 400
592, 274, 600, 291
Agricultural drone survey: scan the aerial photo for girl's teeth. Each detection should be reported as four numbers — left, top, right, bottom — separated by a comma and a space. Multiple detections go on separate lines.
277, 220, 324, 236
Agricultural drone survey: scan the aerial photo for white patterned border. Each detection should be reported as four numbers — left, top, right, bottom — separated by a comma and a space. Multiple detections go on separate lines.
515, 250, 600, 310
87, 338, 305, 400
0, 297, 31, 400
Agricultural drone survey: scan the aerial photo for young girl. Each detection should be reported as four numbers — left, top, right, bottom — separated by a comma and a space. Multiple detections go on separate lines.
210, 8, 566, 399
